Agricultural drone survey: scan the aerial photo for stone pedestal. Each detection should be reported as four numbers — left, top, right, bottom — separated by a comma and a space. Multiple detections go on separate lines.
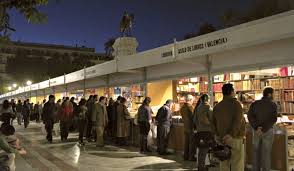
112, 37, 138, 58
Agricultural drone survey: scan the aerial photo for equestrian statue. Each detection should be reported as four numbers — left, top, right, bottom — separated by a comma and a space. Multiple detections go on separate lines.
120, 11, 134, 37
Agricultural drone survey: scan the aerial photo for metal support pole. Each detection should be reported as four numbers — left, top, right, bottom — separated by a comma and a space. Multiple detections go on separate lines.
106, 74, 110, 97
29, 86, 31, 100
143, 67, 147, 97
83, 66, 86, 97
206, 55, 214, 106
64, 73, 68, 97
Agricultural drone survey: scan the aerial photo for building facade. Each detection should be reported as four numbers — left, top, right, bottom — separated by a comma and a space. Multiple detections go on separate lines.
0, 41, 109, 92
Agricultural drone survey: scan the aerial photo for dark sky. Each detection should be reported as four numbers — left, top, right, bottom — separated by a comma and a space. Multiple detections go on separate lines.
9, 0, 252, 52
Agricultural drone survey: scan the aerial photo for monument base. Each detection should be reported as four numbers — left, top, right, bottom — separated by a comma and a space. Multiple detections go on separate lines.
112, 37, 138, 58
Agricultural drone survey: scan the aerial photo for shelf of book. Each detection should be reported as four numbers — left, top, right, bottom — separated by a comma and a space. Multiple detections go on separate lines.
176, 75, 294, 114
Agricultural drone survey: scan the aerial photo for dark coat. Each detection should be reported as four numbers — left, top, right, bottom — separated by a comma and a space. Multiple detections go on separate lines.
42, 102, 57, 121
248, 97, 277, 132
156, 105, 172, 127
180, 103, 194, 133
116, 104, 131, 137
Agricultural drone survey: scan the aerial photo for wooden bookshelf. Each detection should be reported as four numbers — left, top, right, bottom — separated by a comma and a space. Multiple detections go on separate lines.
176, 75, 294, 114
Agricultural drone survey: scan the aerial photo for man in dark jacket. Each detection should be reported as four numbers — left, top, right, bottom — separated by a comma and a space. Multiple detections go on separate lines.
156, 99, 173, 155
16, 100, 23, 125
70, 97, 78, 131
10, 99, 16, 125
112, 96, 121, 143
86, 95, 94, 141
22, 100, 31, 128
248, 87, 277, 171
42, 95, 57, 143
137, 97, 153, 153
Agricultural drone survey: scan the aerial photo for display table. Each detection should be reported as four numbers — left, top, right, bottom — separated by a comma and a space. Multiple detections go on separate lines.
168, 123, 185, 152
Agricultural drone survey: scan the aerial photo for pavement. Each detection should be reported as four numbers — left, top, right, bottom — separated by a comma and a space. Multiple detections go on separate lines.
13, 121, 202, 171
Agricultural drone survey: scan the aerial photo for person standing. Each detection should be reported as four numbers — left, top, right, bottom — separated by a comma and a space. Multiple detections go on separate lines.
10, 99, 16, 125
116, 97, 131, 146
156, 99, 173, 155
181, 95, 196, 161
55, 99, 62, 123
78, 98, 88, 146
107, 98, 114, 137
16, 100, 23, 125
0, 100, 15, 125
212, 83, 245, 171
194, 94, 214, 171
112, 96, 121, 143
137, 97, 153, 153
248, 87, 277, 171
70, 97, 78, 131
92, 96, 108, 147
33, 102, 41, 123
22, 100, 31, 128
42, 95, 57, 143
59, 97, 73, 142
86, 95, 95, 142
40, 99, 46, 121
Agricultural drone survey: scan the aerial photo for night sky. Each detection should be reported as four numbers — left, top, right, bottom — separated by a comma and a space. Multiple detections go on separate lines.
9, 0, 252, 52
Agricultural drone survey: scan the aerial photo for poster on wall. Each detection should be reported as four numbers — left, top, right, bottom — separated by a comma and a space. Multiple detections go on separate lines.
114, 88, 121, 95
288, 66, 294, 76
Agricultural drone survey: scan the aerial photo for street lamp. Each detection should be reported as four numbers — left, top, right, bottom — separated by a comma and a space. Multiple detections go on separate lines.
12, 83, 17, 88
26, 80, 32, 86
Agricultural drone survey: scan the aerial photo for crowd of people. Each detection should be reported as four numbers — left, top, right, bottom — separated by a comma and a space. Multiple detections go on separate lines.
0, 83, 278, 171
137, 83, 277, 171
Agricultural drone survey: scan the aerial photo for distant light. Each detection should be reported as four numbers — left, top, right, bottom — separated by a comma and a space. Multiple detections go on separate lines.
26, 80, 32, 86
8, 86, 12, 91
13, 83, 17, 88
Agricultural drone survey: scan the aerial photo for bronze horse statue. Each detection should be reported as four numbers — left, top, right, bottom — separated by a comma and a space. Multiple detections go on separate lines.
120, 11, 134, 37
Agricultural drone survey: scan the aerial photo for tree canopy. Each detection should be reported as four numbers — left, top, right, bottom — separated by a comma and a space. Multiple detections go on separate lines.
0, 0, 48, 43
184, 0, 294, 40
6, 53, 97, 84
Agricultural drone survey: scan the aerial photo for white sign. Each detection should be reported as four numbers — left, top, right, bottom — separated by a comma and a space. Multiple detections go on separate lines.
50, 76, 65, 86
31, 84, 39, 91
66, 70, 84, 83
85, 66, 98, 79
24, 86, 31, 92
39, 80, 49, 89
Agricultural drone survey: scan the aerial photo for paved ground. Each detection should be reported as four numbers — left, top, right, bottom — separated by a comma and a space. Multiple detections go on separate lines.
13, 122, 199, 171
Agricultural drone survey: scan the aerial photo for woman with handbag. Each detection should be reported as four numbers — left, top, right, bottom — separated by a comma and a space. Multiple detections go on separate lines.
193, 94, 214, 171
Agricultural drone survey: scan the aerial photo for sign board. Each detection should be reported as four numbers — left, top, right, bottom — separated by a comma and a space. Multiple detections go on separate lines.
50, 76, 65, 86
24, 86, 30, 92
66, 69, 84, 83
39, 80, 49, 89
31, 84, 39, 91
85, 66, 98, 78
